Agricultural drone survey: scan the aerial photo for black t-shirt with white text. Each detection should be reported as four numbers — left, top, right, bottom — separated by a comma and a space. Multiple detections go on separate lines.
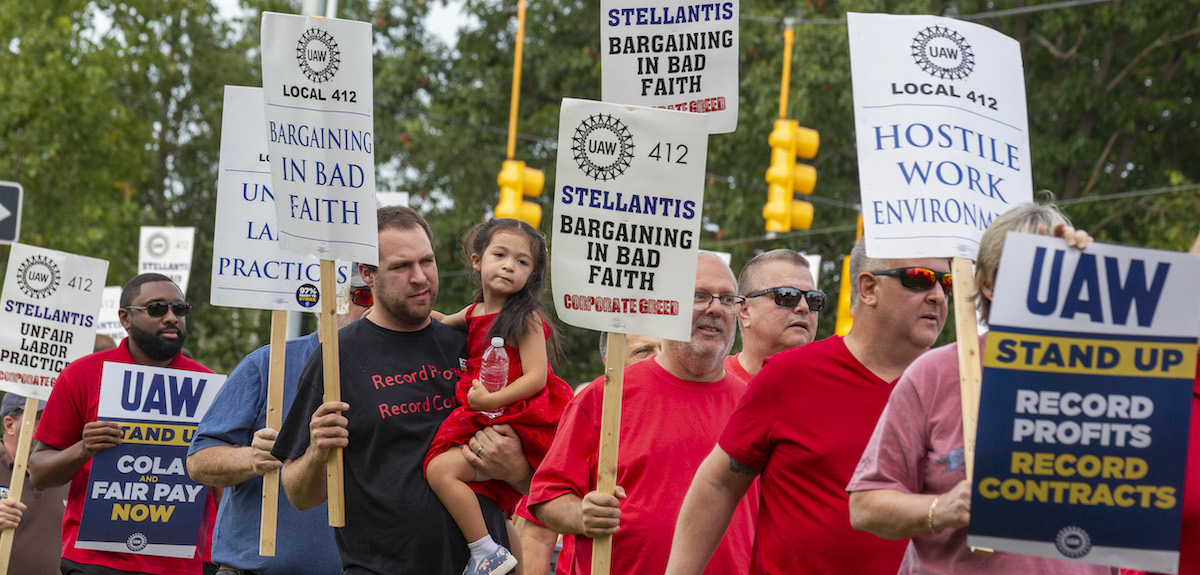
273, 319, 509, 575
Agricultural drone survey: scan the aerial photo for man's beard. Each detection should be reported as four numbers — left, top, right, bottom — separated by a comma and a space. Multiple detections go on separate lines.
374, 281, 436, 327
129, 323, 186, 361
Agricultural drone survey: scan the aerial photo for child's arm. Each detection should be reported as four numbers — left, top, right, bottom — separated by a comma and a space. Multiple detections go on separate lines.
437, 304, 471, 332
467, 314, 549, 411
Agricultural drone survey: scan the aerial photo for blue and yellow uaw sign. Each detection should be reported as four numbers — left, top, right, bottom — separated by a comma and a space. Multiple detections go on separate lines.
76, 362, 226, 559
969, 233, 1200, 573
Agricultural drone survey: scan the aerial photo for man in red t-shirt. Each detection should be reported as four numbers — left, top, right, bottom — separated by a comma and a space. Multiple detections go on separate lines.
724, 249, 822, 384
29, 274, 217, 575
666, 239, 951, 575
529, 252, 757, 575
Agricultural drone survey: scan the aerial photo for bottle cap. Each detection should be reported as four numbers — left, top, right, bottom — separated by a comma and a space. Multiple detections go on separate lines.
491, 337, 504, 347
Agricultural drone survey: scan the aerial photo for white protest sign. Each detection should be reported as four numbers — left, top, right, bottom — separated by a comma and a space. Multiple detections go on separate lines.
0, 244, 107, 399
800, 253, 822, 287
138, 227, 195, 295
76, 363, 226, 558
212, 85, 354, 312
96, 286, 127, 342
848, 13, 1033, 260
601, 0, 739, 134
261, 13, 378, 265
551, 99, 708, 341
376, 191, 409, 208
970, 234, 1200, 571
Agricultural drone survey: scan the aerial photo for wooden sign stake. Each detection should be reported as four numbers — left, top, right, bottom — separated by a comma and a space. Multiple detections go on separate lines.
0, 396, 41, 573
951, 257, 994, 555
259, 309, 288, 555
320, 260, 345, 527
590, 333, 625, 575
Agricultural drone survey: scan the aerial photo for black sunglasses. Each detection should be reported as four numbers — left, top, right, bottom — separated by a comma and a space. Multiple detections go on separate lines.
123, 300, 191, 318
349, 286, 373, 307
872, 267, 953, 295
746, 287, 826, 312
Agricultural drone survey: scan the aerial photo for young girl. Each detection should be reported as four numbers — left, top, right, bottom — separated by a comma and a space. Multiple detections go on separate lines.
425, 218, 573, 575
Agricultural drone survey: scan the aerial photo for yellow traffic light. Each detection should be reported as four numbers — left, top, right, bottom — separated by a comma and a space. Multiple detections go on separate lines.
495, 159, 544, 227
835, 254, 853, 336
763, 119, 819, 232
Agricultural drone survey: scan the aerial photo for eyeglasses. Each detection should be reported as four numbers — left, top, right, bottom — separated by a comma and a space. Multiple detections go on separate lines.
123, 300, 191, 318
349, 286, 373, 307
694, 292, 746, 315
746, 287, 826, 312
872, 267, 953, 295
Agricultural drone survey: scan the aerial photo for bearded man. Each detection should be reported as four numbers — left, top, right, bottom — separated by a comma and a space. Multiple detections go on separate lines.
30, 273, 219, 575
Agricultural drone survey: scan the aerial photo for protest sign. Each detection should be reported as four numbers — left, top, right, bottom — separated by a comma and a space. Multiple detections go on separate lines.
211, 85, 353, 312
138, 227, 195, 295
0, 244, 107, 399
75, 363, 226, 558
551, 98, 708, 342
260, 13, 378, 265
96, 286, 128, 342
601, 0, 739, 133
848, 13, 1033, 259
970, 233, 1200, 572
800, 254, 821, 286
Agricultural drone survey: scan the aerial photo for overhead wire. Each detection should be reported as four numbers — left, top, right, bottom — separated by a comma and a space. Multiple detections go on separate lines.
741, 0, 1115, 26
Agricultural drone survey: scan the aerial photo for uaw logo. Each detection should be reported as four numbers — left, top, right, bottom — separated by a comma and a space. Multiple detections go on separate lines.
126, 532, 149, 552
911, 25, 975, 80
296, 28, 341, 83
1055, 525, 1092, 559
572, 114, 635, 182
145, 232, 170, 258
17, 255, 60, 299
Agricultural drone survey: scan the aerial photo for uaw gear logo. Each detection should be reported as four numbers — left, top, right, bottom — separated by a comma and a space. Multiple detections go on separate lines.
572, 114, 635, 182
911, 25, 975, 80
296, 28, 341, 83
126, 531, 149, 552
1055, 525, 1092, 558
145, 232, 170, 258
17, 255, 60, 299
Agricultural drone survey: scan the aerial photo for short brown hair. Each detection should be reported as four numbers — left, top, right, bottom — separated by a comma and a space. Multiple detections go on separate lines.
737, 249, 811, 296
377, 205, 433, 244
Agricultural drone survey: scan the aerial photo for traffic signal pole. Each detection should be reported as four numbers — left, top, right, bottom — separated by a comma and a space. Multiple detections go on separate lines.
495, 0, 545, 227
763, 20, 818, 233
778, 22, 793, 121
506, 0, 527, 162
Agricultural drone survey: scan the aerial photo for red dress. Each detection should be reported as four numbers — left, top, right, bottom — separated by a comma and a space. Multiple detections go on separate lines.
425, 303, 573, 512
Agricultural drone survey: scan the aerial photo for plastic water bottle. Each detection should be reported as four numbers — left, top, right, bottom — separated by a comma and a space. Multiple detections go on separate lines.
478, 337, 509, 418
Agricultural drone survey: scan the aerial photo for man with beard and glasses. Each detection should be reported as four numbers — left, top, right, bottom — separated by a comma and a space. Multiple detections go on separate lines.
527, 252, 757, 575
29, 273, 219, 575
271, 206, 531, 575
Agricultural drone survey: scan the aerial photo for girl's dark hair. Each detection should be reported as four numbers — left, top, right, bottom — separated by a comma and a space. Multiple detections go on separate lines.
463, 218, 561, 361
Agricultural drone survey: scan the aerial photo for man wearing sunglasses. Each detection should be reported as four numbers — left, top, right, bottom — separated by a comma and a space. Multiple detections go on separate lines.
725, 249, 823, 383
186, 266, 373, 575
30, 273, 219, 575
530, 252, 757, 575
667, 239, 950, 575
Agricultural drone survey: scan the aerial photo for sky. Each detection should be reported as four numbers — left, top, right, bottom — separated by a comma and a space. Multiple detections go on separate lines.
212, 0, 464, 46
